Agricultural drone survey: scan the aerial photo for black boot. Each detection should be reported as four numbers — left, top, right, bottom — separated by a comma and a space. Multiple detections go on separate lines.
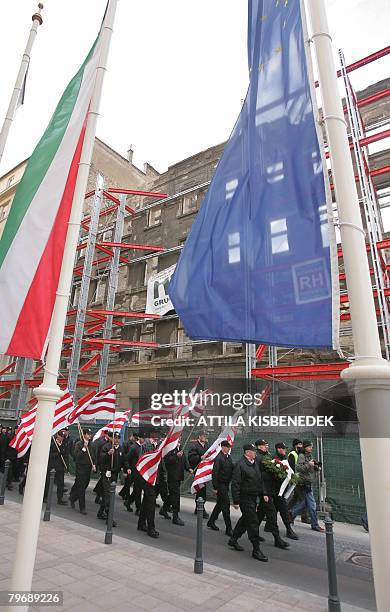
148, 529, 160, 538
252, 545, 268, 562
286, 527, 299, 540
207, 520, 219, 531
228, 538, 244, 551
159, 507, 171, 520
172, 514, 185, 526
274, 535, 290, 549
225, 527, 233, 537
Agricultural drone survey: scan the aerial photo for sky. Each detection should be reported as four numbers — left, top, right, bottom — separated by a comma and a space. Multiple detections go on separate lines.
0, 0, 389, 176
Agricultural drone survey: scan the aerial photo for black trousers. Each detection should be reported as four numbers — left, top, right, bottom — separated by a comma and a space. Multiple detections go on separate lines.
99, 471, 118, 515
209, 483, 232, 530
195, 485, 206, 504
274, 495, 290, 529
257, 495, 279, 537
138, 481, 156, 532
119, 473, 133, 500
155, 478, 169, 504
129, 473, 143, 511
165, 479, 181, 515
232, 495, 260, 547
70, 467, 91, 510
44, 468, 65, 502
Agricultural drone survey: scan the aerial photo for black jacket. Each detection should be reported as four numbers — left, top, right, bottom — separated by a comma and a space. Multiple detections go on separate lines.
124, 442, 143, 471
164, 448, 189, 482
99, 443, 124, 473
231, 456, 266, 504
48, 439, 68, 472
188, 440, 209, 470
74, 440, 95, 470
93, 436, 108, 468
212, 451, 233, 489
256, 449, 280, 496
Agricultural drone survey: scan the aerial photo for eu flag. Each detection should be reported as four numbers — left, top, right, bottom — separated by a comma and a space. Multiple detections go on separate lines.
169, 0, 339, 349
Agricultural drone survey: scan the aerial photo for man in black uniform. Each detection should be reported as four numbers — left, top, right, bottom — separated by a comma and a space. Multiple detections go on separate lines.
97, 432, 123, 525
69, 429, 96, 515
119, 432, 135, 508
207, 440, 233, 536
92, 432, 109, 504
162, 441, 188, 526
44, 430, 68, 505
188, 431, 209, 518
228, 444, 268, 561
255, 439, 290, 549
124, 433, 145, 514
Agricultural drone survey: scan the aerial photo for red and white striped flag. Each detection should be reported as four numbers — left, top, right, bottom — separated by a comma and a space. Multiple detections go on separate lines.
136, 387, 209, 486
67, 384, 116, 424
92, 410, 130, 441
131, 405, 177, 426
191, 412, 242, 493
9, 426, 31, 458
9, 389, 74, 456
20, 389, 74, 440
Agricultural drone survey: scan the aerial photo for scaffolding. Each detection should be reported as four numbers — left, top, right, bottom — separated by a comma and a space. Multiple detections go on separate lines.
251, 46, 390, 384
1, 46, 390, 418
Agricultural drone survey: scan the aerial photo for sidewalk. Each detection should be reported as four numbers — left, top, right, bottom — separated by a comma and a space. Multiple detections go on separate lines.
0, 501, 370, 612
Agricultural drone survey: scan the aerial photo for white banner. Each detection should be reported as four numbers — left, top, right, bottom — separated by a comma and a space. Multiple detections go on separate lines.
146, 265, 176, 316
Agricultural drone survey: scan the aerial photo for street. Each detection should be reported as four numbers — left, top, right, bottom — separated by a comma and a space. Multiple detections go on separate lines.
6, 480, 375, 611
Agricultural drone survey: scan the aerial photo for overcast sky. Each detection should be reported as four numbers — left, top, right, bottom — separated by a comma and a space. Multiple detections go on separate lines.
1, 0, 389, 176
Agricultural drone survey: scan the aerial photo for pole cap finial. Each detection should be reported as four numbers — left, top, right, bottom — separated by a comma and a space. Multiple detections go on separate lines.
32, 3, 43, 25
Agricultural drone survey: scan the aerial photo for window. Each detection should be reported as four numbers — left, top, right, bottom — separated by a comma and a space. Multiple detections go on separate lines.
266, 161, 284, 184
228, 232, 241, 264
144, 256, 158, 285
270, 218, 289, 254
177, 325, 192, 359
6, 175, 15, 188
181, 193, 198, 215
318, 204, 330, 248
147, 207, 161, 227
226, 179, 238, 202
0, 200, 11, 221
72, 285, 81, 307
94, 279, 106, 303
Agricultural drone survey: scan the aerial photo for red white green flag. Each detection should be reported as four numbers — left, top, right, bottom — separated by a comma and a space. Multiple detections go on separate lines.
0, 21, 104, 359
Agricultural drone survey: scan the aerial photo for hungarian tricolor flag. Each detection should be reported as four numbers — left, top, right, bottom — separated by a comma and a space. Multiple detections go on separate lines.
0, 17, 104, 359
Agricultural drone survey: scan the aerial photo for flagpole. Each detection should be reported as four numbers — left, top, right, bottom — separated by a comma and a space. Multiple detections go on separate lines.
305, 1, 390, 610
0, 3, 44, 167
8, 0, 118, 603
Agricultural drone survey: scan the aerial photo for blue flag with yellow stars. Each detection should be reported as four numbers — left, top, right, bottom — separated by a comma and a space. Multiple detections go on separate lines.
169, 0, 339, 349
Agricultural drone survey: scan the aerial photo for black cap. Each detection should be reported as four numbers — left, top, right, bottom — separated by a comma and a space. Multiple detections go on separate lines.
292, 438, 302, 447
221, 440, 231, 448
255, 439, 268, 446
113, 432, 120, 438
275, 442, 286, 450
243, 443, 256, 452
198, 430, 208, 437
82, 428, 92, 436
303, 440, 313, 448
57, 430, 65, 437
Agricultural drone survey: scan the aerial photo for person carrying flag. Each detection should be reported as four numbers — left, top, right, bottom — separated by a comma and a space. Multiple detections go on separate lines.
69, 428, 96, 515
207, 440, 234, 536
97, 432, 124, 525
188, 431, 210, 518
44, 430, 68, 505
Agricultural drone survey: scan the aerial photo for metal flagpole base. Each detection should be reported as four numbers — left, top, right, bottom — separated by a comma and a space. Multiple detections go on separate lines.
341, 362, 390, 612
194, 497, 204, 574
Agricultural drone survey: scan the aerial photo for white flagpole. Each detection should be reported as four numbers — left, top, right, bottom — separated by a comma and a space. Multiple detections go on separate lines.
0, 3, 44, 167
8, 0, 119, 604
305, 2, 390, 610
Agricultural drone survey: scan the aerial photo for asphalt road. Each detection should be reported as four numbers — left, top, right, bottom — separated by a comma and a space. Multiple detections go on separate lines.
6, 480, 375, 610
